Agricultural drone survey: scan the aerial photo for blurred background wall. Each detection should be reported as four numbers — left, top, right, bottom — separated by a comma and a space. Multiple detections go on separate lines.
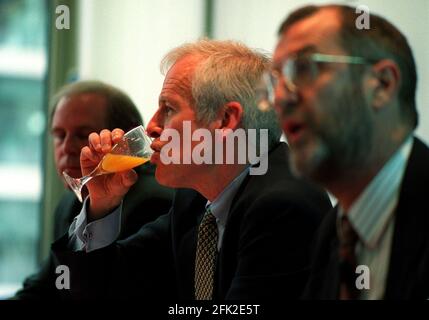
77, 0, 429, 142
0, 0, 427, 297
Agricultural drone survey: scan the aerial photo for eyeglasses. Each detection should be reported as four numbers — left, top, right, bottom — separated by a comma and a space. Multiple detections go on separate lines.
270, 53, 375, 93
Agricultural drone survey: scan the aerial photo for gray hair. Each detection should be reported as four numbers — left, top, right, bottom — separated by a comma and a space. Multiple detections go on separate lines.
50, 80, 143, 132
161, 39, 281, 150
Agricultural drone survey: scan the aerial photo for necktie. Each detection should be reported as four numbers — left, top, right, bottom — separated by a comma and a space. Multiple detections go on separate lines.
194, 208, 218, 300
339, 215, 359, 300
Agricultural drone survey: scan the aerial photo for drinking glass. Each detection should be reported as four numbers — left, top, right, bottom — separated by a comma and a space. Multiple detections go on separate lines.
63, 125, 153, 202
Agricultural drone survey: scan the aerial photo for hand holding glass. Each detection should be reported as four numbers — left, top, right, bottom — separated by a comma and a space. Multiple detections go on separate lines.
63, 125, 153, 202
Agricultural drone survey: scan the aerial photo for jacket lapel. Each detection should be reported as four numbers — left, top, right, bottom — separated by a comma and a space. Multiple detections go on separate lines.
171, 189, 207, 299
385, 138, 429, 299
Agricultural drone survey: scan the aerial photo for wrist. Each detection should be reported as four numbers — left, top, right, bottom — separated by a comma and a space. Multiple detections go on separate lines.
88, 197, 121, 222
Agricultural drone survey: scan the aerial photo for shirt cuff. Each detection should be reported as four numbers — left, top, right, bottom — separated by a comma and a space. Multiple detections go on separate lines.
68, 196, 122, 253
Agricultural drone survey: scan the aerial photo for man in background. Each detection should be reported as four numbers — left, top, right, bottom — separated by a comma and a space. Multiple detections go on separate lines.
14, 80, 173, 299
272, 4, 429, 299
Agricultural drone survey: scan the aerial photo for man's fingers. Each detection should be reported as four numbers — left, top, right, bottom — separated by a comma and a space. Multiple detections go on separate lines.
120, 169, 138, 188
107, 170, 137, 197
100, 129, 113, 153
112, 128, 125, 144
88, 128, 124, 154
88, 132, 102, 152
81, 146, 100, 163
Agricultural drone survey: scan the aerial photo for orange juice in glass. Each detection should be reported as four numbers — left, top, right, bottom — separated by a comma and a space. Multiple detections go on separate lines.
63, 125, 153, 202
101, 154, 150, 173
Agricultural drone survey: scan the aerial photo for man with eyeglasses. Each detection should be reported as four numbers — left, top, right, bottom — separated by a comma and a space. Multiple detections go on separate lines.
271, 4, 429, 299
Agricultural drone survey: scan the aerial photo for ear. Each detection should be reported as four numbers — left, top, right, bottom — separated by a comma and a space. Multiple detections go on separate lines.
217, 101, 244, 130
369, 59, 401, 110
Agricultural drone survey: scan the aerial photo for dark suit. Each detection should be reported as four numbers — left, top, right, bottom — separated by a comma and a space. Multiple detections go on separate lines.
51, 142, 332, 300
14, 163, 174, 299
304, 137, 429, 299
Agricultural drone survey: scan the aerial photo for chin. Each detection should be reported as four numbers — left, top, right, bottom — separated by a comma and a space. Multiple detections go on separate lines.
155, 165, 179, 188
289, 139, 329, 181
155, 164, 196, 189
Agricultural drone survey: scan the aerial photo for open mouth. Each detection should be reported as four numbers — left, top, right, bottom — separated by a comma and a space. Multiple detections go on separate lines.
283, 121, 306, 144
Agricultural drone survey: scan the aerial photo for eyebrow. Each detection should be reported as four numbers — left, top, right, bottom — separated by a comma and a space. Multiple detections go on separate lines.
291, 45, 318, 57
274, 45, 318, 69
158, 95, 176, 106
51, 126, 96, 133
158, 90, 189, 107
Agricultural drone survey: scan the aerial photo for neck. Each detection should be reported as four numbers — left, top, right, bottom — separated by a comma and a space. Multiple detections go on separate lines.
326, 168, 378, 212
327, 129, 411, 212
193, 164, 247, 201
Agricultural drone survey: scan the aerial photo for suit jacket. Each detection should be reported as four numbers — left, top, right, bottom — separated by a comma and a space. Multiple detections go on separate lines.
14, 162, 174, 300
51, 142, 332, 300
303, 137, 429, 299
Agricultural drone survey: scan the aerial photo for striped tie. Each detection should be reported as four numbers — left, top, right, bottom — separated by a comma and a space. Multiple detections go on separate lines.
339, 216, 359, 299
194, 208, 218, 300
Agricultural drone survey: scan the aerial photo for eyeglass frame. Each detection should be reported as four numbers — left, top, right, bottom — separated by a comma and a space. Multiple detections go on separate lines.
270, 53, 377, 94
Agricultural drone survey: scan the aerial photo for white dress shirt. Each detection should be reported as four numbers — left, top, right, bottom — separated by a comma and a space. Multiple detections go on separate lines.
69, 167, 250, 253
337, 136, 413, 299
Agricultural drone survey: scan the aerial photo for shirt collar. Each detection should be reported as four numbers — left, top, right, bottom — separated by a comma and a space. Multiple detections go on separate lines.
338, 135, 414, 249
206, 167, 250, 227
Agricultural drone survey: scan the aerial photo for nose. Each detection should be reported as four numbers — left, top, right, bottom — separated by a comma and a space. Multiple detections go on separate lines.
274, 77, 299, 116
62, 134, 81, 155
146, 110, 163, 139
